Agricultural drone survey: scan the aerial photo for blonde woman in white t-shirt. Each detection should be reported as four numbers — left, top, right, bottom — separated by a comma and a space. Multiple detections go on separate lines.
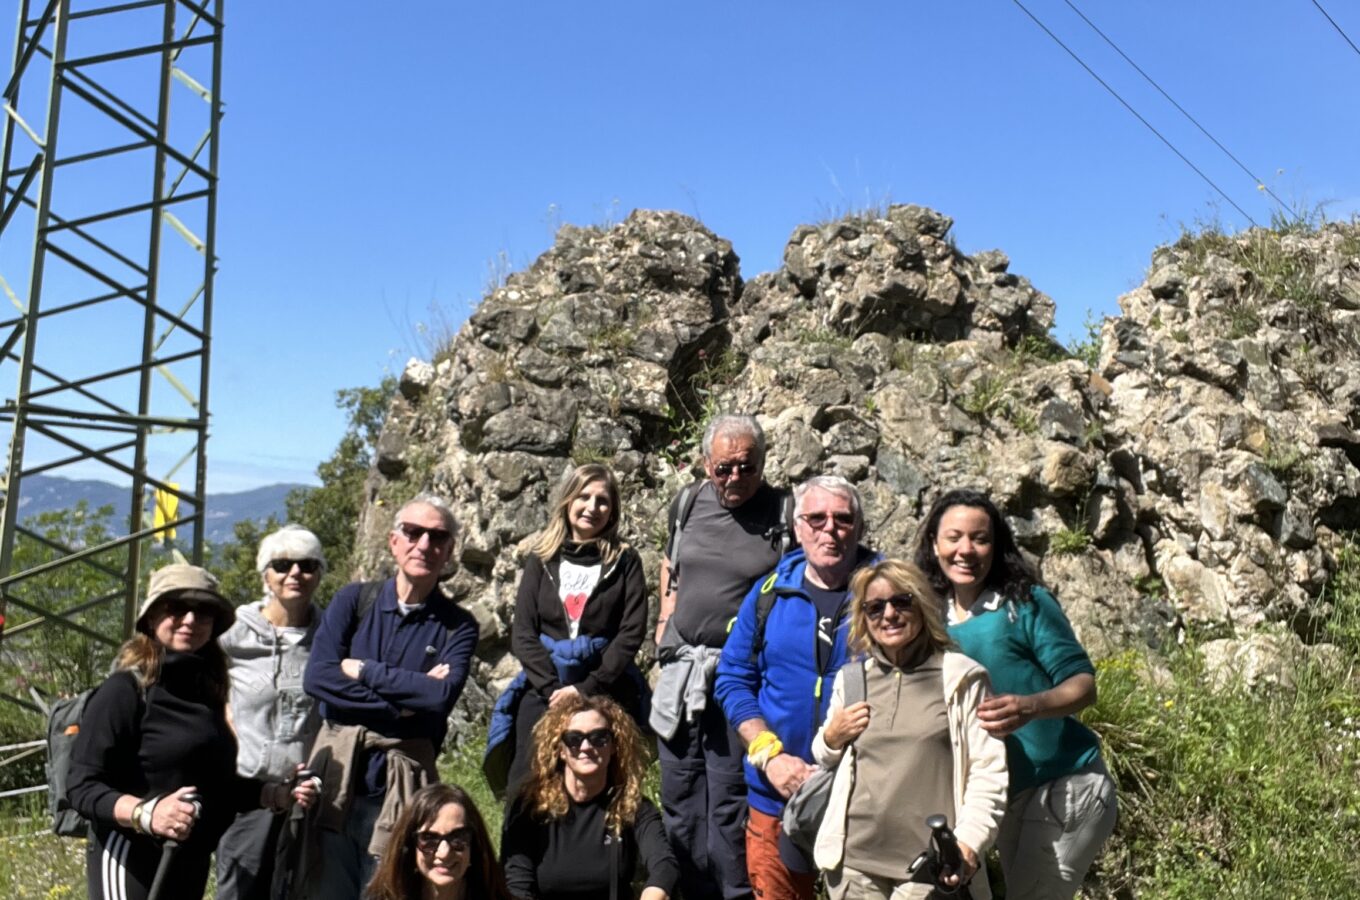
504, 463, 650, 798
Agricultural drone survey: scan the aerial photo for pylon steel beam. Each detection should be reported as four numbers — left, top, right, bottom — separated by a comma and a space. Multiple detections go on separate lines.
0, 0, 223, 708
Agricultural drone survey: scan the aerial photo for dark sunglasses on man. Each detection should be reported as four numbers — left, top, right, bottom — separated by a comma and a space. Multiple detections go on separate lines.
711, 461, 759, 479
395, 522, 453, 545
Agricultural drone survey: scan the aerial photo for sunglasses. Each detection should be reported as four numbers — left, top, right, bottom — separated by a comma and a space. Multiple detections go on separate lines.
798, 511, 856, 531
711, 461, 759, 479
864, 594, 915, 622
395, 522, 453, 545
561, 728, 615, 752
414, 827, 473, 854
160, 598, 217, 621
267, 558, 321, 575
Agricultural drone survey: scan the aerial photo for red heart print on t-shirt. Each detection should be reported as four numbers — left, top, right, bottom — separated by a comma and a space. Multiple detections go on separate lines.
564, 593, 588, 620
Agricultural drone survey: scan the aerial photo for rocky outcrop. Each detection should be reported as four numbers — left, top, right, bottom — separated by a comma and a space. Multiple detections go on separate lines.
350, 208, 1360, 731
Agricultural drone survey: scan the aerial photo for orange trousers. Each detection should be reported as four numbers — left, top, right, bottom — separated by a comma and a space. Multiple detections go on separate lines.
745, 806, 816, 900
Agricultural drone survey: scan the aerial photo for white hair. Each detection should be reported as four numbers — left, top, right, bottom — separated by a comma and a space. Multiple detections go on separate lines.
702, 414, 766, 458
393, 492, 458, 536
256, 524, 327, 574
794, 475, 865, 540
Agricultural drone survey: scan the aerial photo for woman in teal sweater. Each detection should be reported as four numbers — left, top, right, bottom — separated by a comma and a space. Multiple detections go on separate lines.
914, 489, 1116, 900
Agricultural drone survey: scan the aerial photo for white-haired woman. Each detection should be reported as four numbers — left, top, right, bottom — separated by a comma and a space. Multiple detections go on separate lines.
216, 525, 326, 900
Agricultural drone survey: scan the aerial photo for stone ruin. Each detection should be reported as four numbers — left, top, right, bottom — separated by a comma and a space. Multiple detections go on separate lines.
345, 205, 1360, 733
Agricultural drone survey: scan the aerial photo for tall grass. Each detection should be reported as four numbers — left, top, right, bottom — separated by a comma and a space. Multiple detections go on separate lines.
1083, 547, 1360, 898
0, 794, 84, 898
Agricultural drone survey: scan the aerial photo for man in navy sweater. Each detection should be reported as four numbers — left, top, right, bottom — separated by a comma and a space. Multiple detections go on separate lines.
302, 493, 478, 898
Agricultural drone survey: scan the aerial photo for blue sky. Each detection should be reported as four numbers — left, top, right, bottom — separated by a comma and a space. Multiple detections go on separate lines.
10, 1, 1360, 492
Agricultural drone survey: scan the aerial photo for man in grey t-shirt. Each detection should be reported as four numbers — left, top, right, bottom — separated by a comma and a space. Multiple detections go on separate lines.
652, 414, 791, 900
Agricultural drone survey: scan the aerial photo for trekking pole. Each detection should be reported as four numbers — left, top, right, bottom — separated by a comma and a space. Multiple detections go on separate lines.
274, 767, 323, 899
926, 813, 968, 896
147, 790, 201, 900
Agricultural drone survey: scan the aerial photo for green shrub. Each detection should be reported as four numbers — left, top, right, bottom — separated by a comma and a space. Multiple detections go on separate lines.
1067, 311, 1102, 369
1086, 643, 1360, 897
1049, 527, 1092, 555
438, 725, 505, 847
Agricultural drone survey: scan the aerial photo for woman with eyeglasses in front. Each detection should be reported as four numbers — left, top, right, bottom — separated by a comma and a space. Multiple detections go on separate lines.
215, 525, 326, 900
366, 783, 513, 900
491, 463, 649, 799
810, 559, 1007, 900
501, 693, 678, 900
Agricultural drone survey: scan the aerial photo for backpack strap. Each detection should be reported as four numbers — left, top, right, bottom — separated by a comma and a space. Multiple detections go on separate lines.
776, 488, 796, 557
355, 579, 384, 624
663, 483, 702, 601
842, 657, 868, 707
664, 483, 699, 566
747, 570, 780, 664
341, 580, 386, 651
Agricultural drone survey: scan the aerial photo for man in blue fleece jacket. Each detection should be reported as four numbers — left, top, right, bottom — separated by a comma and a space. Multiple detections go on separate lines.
715, 475, 878, 900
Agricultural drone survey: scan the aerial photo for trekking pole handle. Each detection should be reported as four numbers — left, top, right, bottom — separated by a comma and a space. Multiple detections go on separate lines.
926, 813, 965, 892
159, 791, 201, 849
294, 766, 323, 795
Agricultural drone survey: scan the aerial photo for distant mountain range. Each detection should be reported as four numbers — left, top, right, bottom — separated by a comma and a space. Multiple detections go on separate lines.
10, 474, 309, 544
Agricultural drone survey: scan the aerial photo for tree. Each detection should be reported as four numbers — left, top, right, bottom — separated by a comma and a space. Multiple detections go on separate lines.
199, 378, 394, 609
284, 378, 395, 603
205, 516, 280, 606
0, 503, 140, 790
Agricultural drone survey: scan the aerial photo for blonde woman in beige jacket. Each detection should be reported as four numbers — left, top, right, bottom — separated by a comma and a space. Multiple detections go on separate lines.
811, 559, 1008, 900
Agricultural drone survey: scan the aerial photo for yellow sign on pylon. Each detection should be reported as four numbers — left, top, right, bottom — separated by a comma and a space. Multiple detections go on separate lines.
154, 485, 179, 543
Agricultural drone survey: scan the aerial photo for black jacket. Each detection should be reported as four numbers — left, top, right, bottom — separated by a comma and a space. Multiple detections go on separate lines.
68, 651, 260, 859
512, 543, 647, 701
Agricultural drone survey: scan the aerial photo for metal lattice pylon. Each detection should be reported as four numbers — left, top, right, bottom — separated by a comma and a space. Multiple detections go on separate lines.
0, 0, 223, 724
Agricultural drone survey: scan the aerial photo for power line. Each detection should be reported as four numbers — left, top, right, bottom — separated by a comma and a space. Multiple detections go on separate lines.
1062, 0, 1290, 212
1311, 0, 1360, 61
1009, 0, 1260, 228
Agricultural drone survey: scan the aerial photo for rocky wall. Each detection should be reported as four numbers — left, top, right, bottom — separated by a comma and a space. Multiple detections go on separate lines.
348, 207, 1360, 734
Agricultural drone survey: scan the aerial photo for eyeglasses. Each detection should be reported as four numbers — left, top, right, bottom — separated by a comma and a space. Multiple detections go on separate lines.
414, 827, 473, 854
798, 511, 856, 531
864, 594, 915, 622
711, 461, 759, 479
161, 599, 216, 621
267, 558, 322, 575
560, 728, 615, 752
394, 522, 453, 545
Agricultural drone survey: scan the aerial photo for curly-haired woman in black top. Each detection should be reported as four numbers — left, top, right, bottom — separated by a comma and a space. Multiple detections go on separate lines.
502, 694, 677, 900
